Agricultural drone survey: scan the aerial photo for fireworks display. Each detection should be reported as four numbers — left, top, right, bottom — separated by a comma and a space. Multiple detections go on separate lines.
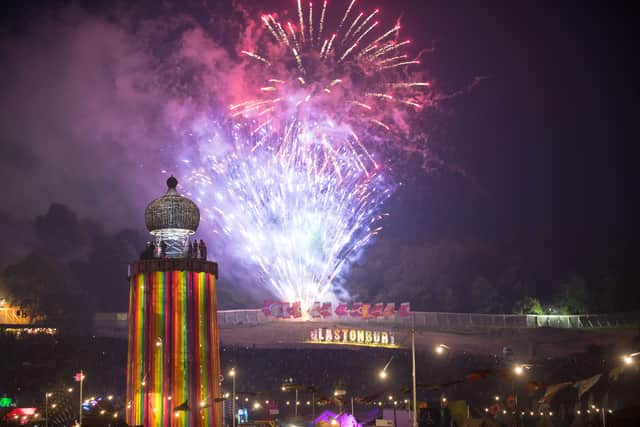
235, 0, 430, 147
188, 123, 390, 306
187, 0, 430, 308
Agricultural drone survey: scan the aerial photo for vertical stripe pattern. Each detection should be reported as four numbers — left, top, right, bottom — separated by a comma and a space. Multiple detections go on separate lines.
126, 268, 221, 427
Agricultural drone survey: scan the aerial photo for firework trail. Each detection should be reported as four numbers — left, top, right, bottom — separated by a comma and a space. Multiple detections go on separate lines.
187, 122, 390, 306
235, 0, 431, 159
187, 1, 430, 308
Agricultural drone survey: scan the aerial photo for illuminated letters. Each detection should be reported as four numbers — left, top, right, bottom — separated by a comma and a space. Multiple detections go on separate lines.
307, 328, 398, 348
381, 332, 389, 345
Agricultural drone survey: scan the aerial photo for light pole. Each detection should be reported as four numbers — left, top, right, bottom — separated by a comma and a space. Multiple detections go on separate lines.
411, 322, 418, 427
512, 365, 525, 427
45, 392, 52, 427
79, 370, 85, 427
282, 383, 302, 417
230, 368, 236, 427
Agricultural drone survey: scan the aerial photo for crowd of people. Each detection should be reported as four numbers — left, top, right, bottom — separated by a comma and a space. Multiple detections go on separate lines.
139, 238, 208, 260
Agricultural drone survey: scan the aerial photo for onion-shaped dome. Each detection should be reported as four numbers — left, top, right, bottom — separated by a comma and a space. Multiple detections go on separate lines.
144, 176, 200, 234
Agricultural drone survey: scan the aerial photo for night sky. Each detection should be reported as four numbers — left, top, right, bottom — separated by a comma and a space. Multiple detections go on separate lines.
0, 0, 635, 313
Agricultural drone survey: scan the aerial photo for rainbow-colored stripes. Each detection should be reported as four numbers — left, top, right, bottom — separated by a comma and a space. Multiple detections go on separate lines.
126, 266, 221, 427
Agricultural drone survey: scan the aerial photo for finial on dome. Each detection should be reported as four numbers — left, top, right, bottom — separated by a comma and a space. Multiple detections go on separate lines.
167, 175, 178, 189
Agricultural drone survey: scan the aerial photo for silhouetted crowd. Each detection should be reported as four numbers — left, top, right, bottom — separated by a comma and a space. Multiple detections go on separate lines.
139, 238, 207, 260
187, 238, 208, 260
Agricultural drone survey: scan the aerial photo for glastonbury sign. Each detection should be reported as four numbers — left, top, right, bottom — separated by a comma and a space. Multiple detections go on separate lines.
307, 327, 400, 348
261, 301, 411, 320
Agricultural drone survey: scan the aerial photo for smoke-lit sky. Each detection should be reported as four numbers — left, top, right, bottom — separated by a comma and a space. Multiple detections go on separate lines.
0, 0, 635, 311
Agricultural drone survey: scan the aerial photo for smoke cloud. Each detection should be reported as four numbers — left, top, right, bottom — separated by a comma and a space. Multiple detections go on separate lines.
0, 3, 243, 229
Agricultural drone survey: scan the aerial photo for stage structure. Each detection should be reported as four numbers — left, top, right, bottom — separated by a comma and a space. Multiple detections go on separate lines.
126, 176, 221, 427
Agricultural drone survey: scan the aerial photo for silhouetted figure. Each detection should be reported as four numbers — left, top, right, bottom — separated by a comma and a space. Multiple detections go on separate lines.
187, 240, 193, 258
140, 242, 154, 260
192, 241, 199, 259
150, 241, 156, 258
160, 240, 167, 258
199, 239, 207, 260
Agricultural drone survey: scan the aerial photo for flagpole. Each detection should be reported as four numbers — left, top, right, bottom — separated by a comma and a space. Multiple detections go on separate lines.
79, 370, 83, 427
411, 316, 418, 427
231, 369, 236, 427
45, 392, 50, 427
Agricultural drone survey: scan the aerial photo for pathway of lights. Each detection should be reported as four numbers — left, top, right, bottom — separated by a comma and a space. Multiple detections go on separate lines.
27, 388, 121, 424
56, 351, 638, 422
213, 351, 639, 413
20, 350, 637, 424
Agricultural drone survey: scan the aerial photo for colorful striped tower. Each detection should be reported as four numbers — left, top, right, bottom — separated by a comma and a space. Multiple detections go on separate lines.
126, 177, 221, 427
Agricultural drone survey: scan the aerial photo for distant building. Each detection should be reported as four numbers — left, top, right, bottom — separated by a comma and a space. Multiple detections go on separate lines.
0, 298, 32, 325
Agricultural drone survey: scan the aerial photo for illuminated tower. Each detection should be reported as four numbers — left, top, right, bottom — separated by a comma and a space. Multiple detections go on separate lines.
126, 176, 221, 427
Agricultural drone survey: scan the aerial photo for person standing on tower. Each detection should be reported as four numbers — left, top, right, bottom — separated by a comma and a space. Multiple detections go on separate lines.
202, 240, 208, 260
140, 242, 152, 260
192, 240, 199, 259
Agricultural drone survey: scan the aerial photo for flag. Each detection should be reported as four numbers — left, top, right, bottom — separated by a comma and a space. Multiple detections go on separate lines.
448, 400, 469, 427
316, 398, 332, 406
538, 382, 572, 404
505, 394, 517, 410
290, 301, 302, 318
609, 366, 625, 381
407, 380, 463, 393
488, 403, 501, 416
466, 369, 494, 382
398, 302, 411, 317
525, 381, 544, 395
574, 374, 601, 400
174, 400, 190, 412
355, 391, 384, 403
334, 303, 349, 316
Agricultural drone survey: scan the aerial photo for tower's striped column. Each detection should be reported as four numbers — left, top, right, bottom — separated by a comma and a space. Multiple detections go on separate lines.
126, 260, 221, 427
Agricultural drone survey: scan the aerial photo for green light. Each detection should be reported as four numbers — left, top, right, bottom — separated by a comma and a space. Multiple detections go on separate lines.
0, 396, 14, 407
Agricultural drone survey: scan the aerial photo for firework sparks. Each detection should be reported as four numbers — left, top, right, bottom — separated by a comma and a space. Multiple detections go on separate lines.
188, 1, 431, 307
187, 123, 390, 307
234, 0, 430, 155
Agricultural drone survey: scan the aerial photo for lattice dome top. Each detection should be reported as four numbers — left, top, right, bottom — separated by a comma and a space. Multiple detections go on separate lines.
144, 176, 200, 234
